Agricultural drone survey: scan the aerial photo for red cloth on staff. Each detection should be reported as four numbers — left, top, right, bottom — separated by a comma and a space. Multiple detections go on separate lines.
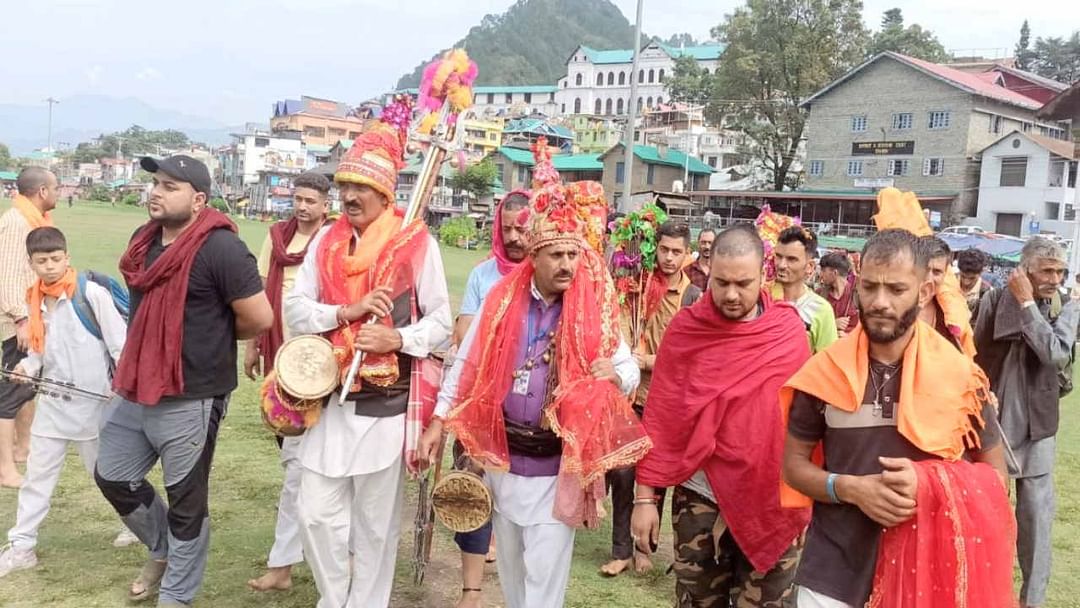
257, 217, 317, 370
114, 208, 237, 405
867, 459, 1016, 608
637, 291, 812, 571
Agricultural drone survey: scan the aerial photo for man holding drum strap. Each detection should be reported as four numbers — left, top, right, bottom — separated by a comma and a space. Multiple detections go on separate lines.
284, 121, 451, 608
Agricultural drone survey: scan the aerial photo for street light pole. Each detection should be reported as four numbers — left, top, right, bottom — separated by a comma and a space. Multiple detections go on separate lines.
621, 0, 644, 212
45, 97, 60, 152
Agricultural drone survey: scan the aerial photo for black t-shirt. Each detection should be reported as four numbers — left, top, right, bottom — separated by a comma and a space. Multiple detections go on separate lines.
128, 228, 263, 401
787, 360, 1000, 606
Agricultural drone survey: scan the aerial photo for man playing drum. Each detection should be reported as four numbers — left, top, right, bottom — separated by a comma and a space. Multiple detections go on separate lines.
284, 120, 452, 608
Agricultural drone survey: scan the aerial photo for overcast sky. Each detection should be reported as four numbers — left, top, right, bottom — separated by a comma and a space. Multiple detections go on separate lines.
0, 0, 1070, 125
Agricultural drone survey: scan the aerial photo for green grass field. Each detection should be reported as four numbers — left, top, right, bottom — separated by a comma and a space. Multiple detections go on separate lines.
0, 201, 1077, 607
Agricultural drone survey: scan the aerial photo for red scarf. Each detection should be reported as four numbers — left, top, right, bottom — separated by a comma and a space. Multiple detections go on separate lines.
491, 189, 530, 276
636, 291, 812, 572
113, 209, 237, 405
446, 246, 651, 528
257, 217, 320, 371
867, 460, 1015, 608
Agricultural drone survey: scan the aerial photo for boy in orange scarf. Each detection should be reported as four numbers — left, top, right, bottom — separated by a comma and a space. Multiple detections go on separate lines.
0, 227, 130, 579
782, 229, 1012, 608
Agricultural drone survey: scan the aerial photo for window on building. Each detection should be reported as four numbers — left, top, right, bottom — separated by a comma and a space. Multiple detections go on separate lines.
595, 99, 602, 114
496, 163, 505, 184
1067, 203, 1077, 221
304, 125, 326, 138
487, 93, 495, 104
607, 73, 614, 86
348, 131, 360, 139
617, 98, 625, 114
605, 99, 613, 115
657, 96, 664, 106
328, 127, 346, 136
505, 93, 513, 103
646, 164, 655, 185
638, 69, 645, 83
561, 104, 566, 114
619, 72, 626, 85
616, 161, 625, 184
891, 113, 913, 130
517, 165, 527, 182
1046, 201, 1061, 219
847, 160, 863, 176
524, 93, 532, 103
886, 159, 910, 176
575, 74, 583, 86
707, 156, 718, 168
1049, 160, 1067, 187
549, 92, 555, 102
254, 137, 269, 148
1070, 161, 1078, 188
1021, 122, 1033, 133
574, 98, 582, 113
928, 111, 951, 130
648, 69, 655, 83
851, 115, 868, 132
646, 96, 653, 108
637, 97, 643, 112
989, 115, 1003, 134
1000, 157, 1028, 187
597, 73, 604, 86
659, 69, 665, 82
923, 157, 945, 176
808, 160, 824, 176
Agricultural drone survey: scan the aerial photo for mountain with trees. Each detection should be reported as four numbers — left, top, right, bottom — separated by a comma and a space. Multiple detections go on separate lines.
396, 0, 642, 89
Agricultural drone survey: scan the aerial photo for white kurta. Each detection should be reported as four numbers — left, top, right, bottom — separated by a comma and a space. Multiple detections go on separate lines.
284, 226, 452, 478
18, 282, 126, 440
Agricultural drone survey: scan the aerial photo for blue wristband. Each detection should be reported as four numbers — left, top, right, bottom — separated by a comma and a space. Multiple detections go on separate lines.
825, 473, 841, 504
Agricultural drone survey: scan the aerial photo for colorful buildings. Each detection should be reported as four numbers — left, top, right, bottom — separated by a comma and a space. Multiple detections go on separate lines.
270, 96, 367, 147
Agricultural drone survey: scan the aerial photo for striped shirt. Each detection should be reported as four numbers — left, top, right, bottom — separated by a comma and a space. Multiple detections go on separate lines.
0, 207, 33, 341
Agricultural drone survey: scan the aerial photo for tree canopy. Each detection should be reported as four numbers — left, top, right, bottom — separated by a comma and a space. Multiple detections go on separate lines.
868, 8, 949, 62
63, 125, 193, 163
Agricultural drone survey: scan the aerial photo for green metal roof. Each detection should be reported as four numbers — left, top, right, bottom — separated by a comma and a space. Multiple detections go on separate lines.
503, 118, 574, 140
0, 171, 17, 181
306, 144, 332, 154
580, 43, 724, 64
632, 145, 714, 174
580, 46, 635, 64
658, 43, 724, 60
333, 139, 353, 150
495, 147, 602, 171
474, 85, 557, 94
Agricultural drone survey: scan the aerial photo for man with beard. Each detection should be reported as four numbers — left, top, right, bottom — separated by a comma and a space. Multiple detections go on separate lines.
631, 225, 811, 607
974, 237, 1080, 608
245, 171, 330, 593
284, 121, 452, 608
449, 188, 531, 608
603, 220, 700, 577
772, 227, 838, 353
782, 229, 1008, 608
95, 155, 273, 606
419, 144, 647, 608
0, 167, 58, 488
684, 228, 715, 291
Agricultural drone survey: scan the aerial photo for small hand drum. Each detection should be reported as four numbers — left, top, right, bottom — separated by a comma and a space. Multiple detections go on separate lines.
274, 335, 340, 400
431, 471, 493, 533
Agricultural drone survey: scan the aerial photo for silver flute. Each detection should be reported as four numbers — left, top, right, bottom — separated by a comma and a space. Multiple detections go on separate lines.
0, 369, 112, 401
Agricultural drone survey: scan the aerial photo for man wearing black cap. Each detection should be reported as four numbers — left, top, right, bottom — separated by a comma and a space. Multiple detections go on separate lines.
94, 155, 272, 607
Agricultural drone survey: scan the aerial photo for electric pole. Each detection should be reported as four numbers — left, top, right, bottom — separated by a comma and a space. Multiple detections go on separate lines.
45, 97, 60, 152
621, 0, 644, 212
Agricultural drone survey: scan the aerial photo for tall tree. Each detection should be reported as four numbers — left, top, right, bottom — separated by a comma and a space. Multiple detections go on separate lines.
709, 0, 869, 190
0, 143, 13, 170
1015, 20, 1035, 71
868, 8, 949, 62
666, 56, 718, 118
1031, 32, 1080, 83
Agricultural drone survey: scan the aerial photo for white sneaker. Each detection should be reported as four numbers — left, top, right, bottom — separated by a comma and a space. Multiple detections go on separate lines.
112, 528, 140, 548
0, 543, 38, 577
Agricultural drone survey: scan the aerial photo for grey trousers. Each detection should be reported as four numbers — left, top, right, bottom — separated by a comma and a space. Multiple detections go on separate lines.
95, 396, 227, 606
1016, 472, 1055, 607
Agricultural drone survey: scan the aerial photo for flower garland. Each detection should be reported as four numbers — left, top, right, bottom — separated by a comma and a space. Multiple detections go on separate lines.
754, 204, 800, 284
609, 204, 668, 346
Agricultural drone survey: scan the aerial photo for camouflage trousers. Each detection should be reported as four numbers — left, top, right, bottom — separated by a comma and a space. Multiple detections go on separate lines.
671, 486, 802, 608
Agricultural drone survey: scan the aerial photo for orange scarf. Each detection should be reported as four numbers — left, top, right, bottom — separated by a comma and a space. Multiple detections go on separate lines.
12, 194, 52, 229
25, 268, 77, 354
779, 322, 992, 508
936, 273, 977, 359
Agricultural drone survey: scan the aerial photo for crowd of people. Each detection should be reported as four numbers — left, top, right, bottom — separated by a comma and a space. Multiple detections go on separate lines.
0, 118, 1074, 608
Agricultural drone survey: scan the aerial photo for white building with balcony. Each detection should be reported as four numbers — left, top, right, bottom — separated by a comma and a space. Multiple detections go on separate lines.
973, 130, 1078, 238
554, 41, 723, 117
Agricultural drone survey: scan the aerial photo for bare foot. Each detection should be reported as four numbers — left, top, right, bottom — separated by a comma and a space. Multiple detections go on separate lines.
12, 450, 27, 465
247, 566, 293, 591
599, 558, 632, 577
0, 471, 23, 488
485, 545, 496, 564
633, 552, 653, 573
456, 588, 482, 608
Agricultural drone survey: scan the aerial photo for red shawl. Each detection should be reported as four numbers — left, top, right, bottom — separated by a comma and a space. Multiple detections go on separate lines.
257, 217, 320, 371
491, 188, 530, 276
114, 208, 237, 405
446, 246, 652, 528
867, 460, 1016, 608
637, 291, 812, 572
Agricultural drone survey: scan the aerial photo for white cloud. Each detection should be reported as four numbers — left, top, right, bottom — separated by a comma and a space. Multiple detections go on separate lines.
84, 64, 103, 84
136, 67, 162, 81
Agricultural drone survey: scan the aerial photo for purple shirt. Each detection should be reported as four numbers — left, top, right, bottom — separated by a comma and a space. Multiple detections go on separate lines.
505, 295, 563, 477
